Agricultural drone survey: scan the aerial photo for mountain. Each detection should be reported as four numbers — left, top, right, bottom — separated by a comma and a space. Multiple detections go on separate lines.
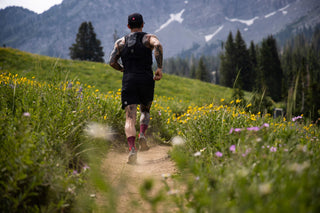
1, 0, 319, 60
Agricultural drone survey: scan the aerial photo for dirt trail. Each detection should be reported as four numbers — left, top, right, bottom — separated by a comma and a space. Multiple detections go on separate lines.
100, 144, 177, 213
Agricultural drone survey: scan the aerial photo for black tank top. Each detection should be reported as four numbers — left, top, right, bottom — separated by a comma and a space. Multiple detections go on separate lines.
120, 32, 153, 77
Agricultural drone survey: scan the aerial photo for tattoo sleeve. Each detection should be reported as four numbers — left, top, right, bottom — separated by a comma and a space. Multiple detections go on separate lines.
144, 35, 163, 69
154, 43, 163, 69
109, 38, 124, 71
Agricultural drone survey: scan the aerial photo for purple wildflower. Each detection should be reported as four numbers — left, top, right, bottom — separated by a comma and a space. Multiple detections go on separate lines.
158, 110, 162, 116
23, 112, 30, 117
242, 148, 252, 157
229, 128, 243, 134
83, 164, 90, 171
247, 126, 260, 131
261, 123, 270, 128
215, 151, 223, 157
68, 83, 73, 88
229, 145, 236, 153
270, 147, 277, 152
72, 170, 78, 175
292, 116, 303, 122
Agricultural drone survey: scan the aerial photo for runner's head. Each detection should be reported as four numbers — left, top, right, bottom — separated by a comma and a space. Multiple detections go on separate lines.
128, 13, 144, 29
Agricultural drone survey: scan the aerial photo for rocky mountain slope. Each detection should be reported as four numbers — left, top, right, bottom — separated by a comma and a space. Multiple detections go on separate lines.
1, 0, 319, 60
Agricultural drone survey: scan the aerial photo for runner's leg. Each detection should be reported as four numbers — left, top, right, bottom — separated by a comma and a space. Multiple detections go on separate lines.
125, 104, 137, 150
138, 102, 152, 151
140, 101, 152, 134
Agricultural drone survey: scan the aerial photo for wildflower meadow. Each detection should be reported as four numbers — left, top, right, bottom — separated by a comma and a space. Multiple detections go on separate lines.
1, 48, 320, 212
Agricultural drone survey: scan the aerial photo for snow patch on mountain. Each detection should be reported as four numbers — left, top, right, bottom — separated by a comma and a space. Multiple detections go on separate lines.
225, 16, 259, 26
279, 4, 290, 12
265, 11, 276, 18
155, 9, 185, 33
205, 25, 224, 42
279, 4, 290, 15
264, 4, 290, 18
264, 4, 290, 19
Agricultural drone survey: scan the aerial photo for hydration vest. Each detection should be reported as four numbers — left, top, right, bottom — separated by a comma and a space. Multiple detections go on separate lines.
120, 32, 153, 75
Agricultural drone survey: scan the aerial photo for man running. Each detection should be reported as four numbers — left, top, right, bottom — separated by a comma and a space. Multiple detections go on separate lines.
109, 13, 163, 164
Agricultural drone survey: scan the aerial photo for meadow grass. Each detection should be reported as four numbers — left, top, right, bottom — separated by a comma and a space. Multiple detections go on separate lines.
0, 47, 236, 106
1, 48, 320, 212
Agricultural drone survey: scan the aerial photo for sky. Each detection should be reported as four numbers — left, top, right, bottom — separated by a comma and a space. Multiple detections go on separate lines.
0, 0, 63, 14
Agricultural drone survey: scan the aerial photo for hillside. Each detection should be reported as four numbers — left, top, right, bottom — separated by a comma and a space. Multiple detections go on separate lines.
0, 47, 235, 105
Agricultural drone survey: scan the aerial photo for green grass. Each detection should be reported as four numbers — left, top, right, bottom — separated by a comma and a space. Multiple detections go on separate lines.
0, 47, 235, 105
1, 47, 319, 212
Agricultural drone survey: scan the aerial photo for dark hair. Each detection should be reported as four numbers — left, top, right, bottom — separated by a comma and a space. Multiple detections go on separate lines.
128, 13, 144, 28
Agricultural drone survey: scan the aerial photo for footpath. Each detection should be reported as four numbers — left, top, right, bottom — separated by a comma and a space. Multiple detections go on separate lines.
99, 145, 177, 212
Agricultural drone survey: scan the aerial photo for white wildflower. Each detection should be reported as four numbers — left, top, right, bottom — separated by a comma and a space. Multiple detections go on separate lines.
288, 161, 310, 174
194, 151, 201, 157
171, 136, 185, 146
85, 122, 114, 140
259, 183, 272, 195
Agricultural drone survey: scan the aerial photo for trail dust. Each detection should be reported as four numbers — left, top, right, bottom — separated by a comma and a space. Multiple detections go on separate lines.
98, 144, 178, 212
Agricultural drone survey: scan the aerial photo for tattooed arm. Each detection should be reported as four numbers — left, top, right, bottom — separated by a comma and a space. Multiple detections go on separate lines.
144, 34, 163, 80
109, 37, 125, 72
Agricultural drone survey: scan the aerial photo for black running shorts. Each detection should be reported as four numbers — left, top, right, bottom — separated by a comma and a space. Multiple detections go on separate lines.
121, 76, 155, 109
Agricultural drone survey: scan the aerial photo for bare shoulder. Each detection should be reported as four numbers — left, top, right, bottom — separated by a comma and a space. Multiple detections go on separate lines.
142, 34, 160, 48
115, 36, 125, 50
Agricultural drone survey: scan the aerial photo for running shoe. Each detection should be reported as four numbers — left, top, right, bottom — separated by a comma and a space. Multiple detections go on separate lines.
138, 133, 150, 151
127, 147, 137, 164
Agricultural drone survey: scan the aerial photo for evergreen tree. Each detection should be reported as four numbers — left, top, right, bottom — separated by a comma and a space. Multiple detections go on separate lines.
196, 56, 210, 82
69, 22, 104, 62
258, 35, 283, 102
234, 30, 253, 91
190, 63, 196, 79
249, 41, 258, 90
311, 27, 320, 53
220, 32, 236, 87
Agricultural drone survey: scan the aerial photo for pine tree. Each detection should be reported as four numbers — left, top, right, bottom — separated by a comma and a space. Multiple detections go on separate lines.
69, 22, 104, 62
258, 35, 283, 102
220, 32, 236, 87
196, 56, 210, 82
234, 30, 252, 91
249, 41, 258, 90
190, 63, 196, 79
